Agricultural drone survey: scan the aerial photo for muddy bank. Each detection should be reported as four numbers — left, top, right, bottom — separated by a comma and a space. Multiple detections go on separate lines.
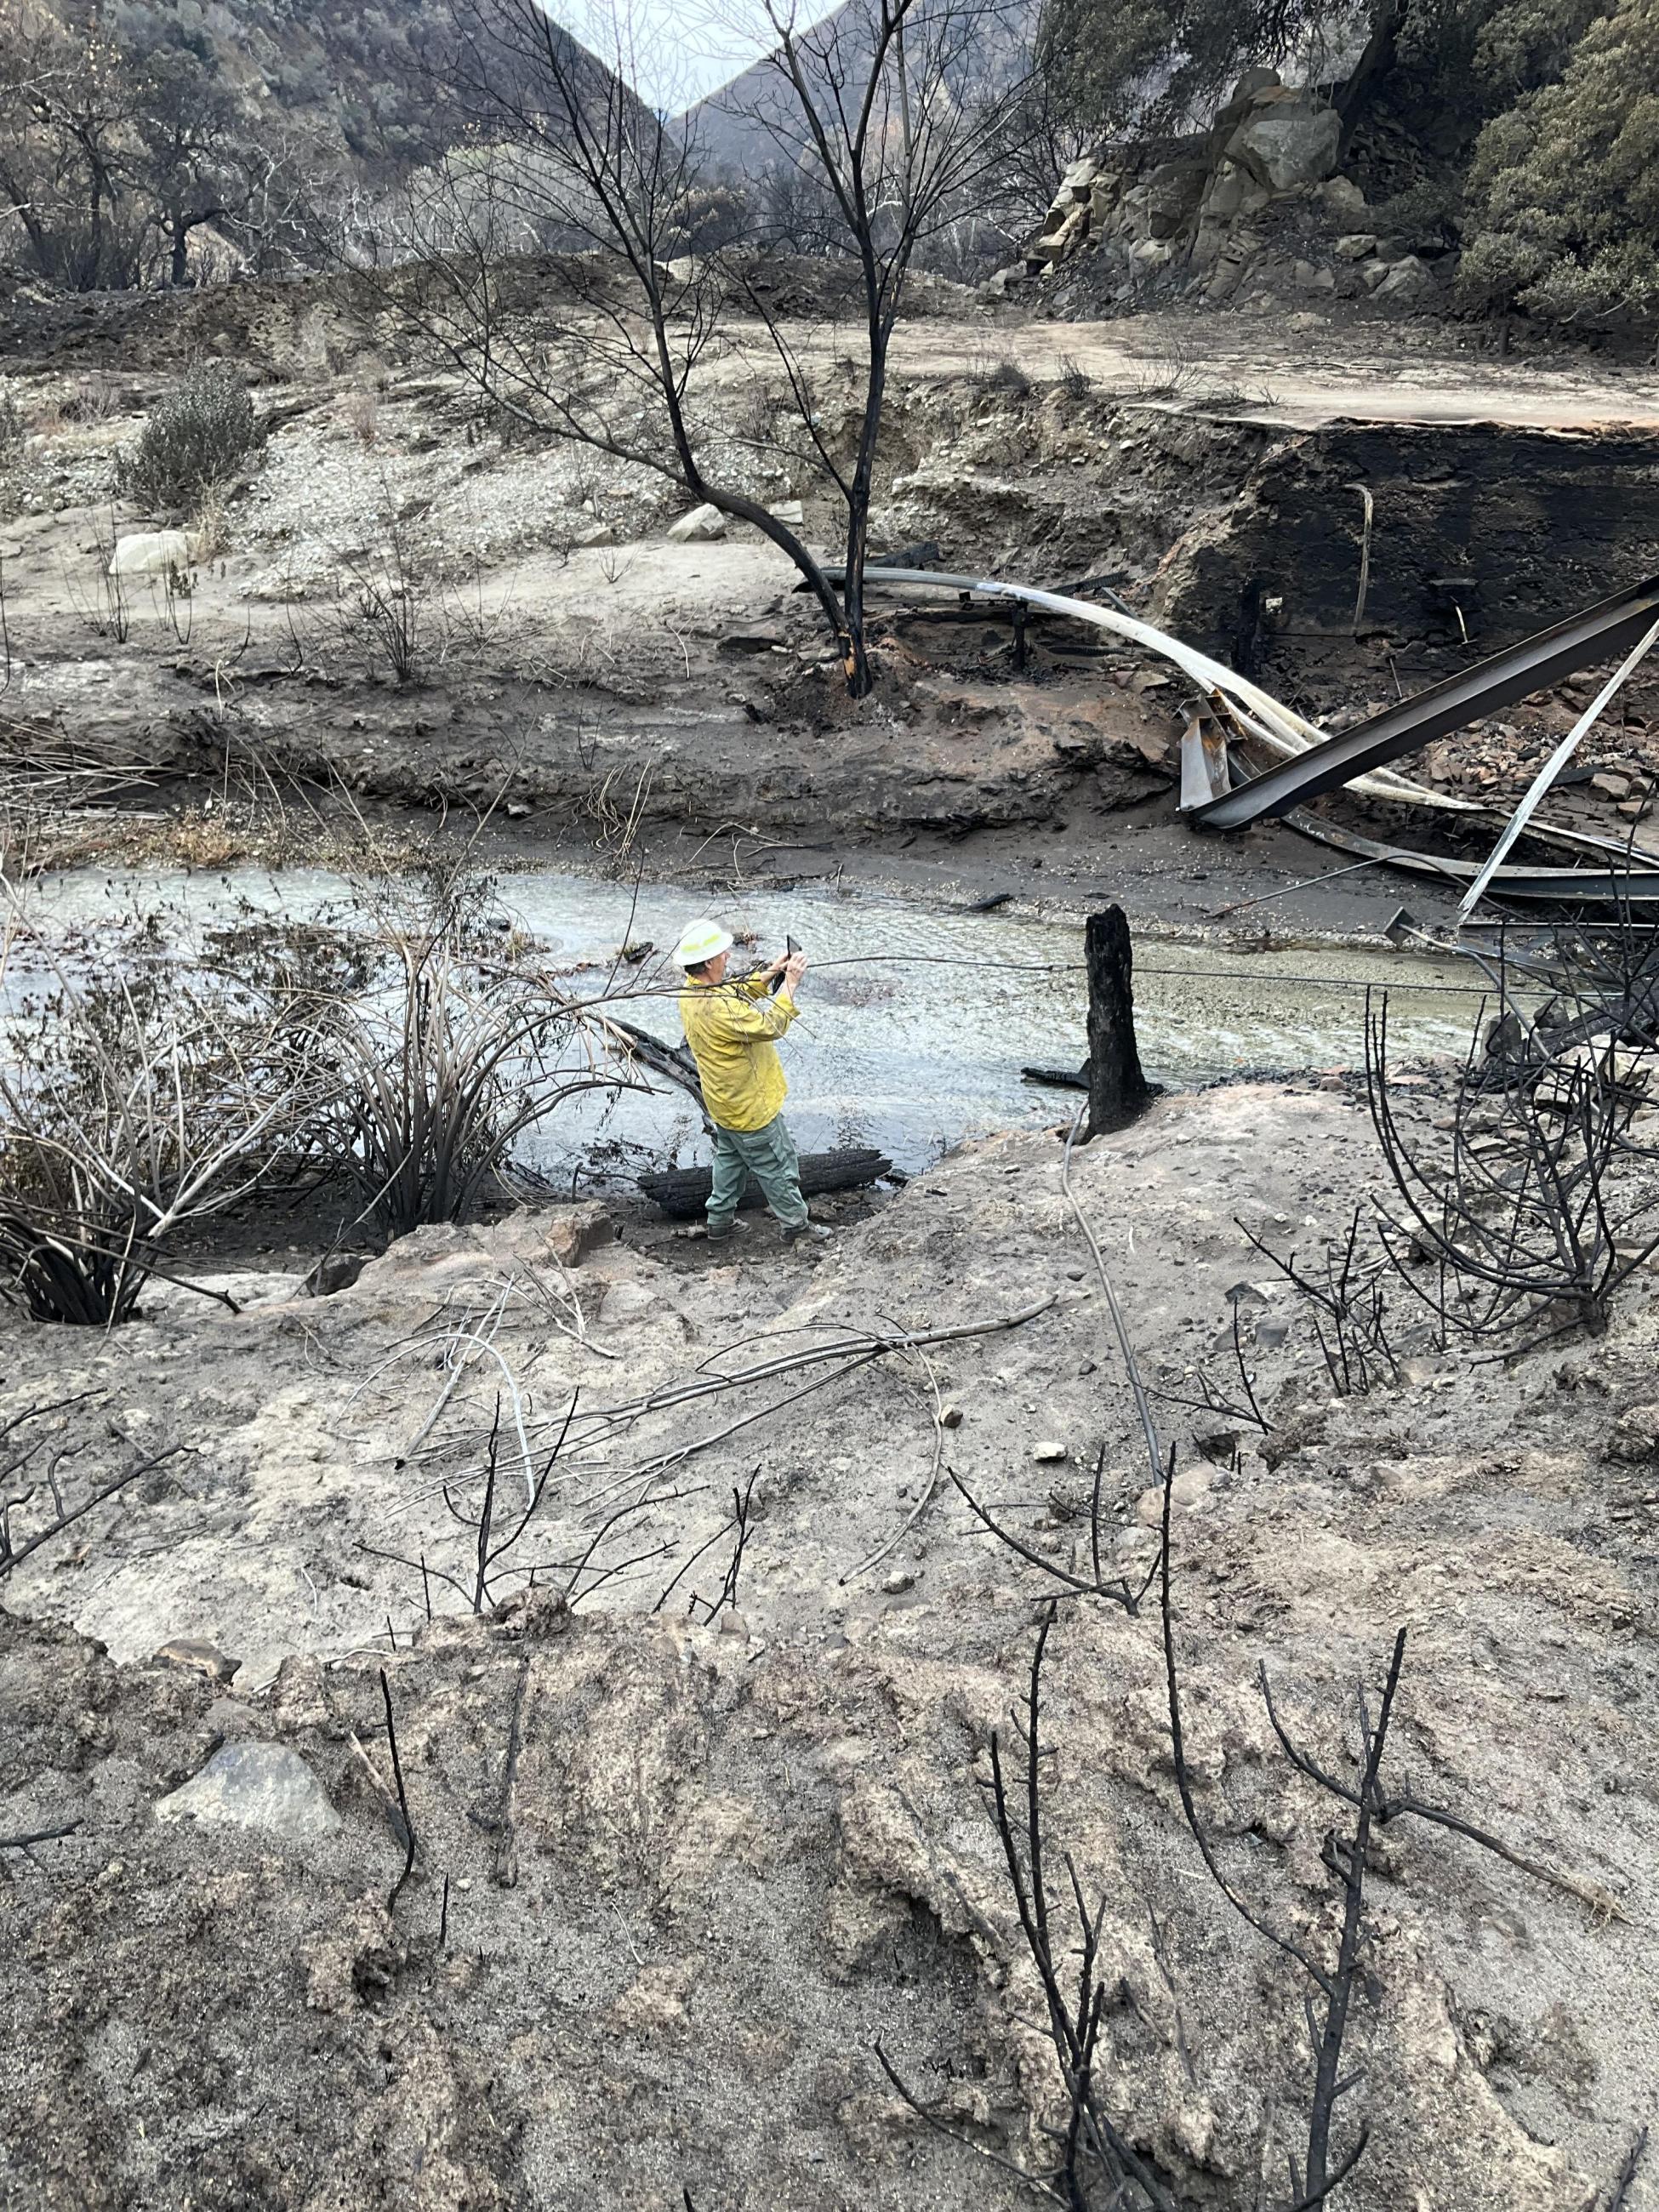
8, 282, 1659, 929
7, 401, 1659, 936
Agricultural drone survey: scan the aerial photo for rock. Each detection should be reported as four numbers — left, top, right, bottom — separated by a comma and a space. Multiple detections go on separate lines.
1227, 94, 1342, 193
1033, 1440, 1068, 1463
1360, 259, 1393, 293
1610, 1404, 1659, 1462
1134, 1465, 1213, 1525
1591, 772, 1633, 801
1196, 162, 1250, 230
304, 1250, 366, 1297
938, 1405, 963, 1429
667, 502, 727, 543
1372, 254, 1436, 302
1334, 233, 1377, 260
574, 521, 617, 548
1320, 176, 1369, 220
269, 1653, 333, 1737
108, 529, 195, 579
544, 1206, 618, 1265
770, 498, 806, 527
881, 1571, 916, 1595
1254, 1316, 1291, 1349
496, 1584, 571, 1640
1130, 237, 1173, 270
717, 1611, 750, 1639
153, 1639, 241, 1686
1035, 201, 1091, 265
1143, 158, 1209, 238
1292, 259, 1336, 292
155, 1742, 341, 1839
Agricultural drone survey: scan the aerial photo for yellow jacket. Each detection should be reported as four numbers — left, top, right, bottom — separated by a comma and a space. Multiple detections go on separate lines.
679, 973, 798, 1132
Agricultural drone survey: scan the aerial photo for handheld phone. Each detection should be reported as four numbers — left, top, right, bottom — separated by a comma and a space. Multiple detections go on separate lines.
767, 934, 801, 994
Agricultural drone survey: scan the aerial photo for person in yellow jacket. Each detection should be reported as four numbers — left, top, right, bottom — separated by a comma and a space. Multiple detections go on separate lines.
673, 918, 830, 1246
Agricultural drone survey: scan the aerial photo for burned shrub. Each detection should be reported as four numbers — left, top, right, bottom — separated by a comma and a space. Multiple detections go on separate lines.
297, 875, 632, 1238
1367, 992, 1659, 1348
0, 950, 311, 1324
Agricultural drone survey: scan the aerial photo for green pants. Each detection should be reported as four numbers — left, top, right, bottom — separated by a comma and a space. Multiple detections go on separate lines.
708, 1112, 808, 1232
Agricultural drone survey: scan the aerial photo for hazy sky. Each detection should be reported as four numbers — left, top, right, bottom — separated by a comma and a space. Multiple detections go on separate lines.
543, 0, 839, 111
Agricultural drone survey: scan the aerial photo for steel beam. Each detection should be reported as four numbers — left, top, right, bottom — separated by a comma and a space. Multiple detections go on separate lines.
1192, 574, 1659, 830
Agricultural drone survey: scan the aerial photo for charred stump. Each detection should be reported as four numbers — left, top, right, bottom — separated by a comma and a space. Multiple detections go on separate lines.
1018, 907, 1154, 1130
1085, 906, 1153, 1137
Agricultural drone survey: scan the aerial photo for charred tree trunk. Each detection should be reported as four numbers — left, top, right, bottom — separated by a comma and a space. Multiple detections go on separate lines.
1085, 905, 1152, 1137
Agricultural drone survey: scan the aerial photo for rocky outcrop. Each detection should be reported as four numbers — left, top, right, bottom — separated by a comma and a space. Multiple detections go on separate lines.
1012, 71, 1445, 316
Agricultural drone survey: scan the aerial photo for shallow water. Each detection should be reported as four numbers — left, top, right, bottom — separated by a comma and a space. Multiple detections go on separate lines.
14, 864, 1501, 1172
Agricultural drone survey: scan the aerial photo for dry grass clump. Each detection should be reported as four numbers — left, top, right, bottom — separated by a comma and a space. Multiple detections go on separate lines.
339, 387, 380, 447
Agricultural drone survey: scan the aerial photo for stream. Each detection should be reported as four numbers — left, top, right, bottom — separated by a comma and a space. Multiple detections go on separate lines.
13, 864, 1501, 1174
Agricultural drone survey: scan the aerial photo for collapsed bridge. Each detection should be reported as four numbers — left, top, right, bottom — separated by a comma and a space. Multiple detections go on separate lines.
841, 564, 1659, 915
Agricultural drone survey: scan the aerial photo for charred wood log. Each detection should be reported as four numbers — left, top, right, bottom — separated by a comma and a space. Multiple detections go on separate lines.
638, 1147, 892, 1219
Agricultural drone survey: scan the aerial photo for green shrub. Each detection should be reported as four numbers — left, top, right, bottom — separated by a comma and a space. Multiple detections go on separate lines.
1459, 0, 1659, 322
116, 363, 263, 514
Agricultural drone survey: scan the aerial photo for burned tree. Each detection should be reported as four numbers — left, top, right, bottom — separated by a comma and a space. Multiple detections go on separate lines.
388, 0, 1032, 695
1083, 905, 1153, 1135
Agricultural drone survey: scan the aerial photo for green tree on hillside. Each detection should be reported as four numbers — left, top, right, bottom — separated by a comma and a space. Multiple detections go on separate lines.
1460, 0, 1659, 318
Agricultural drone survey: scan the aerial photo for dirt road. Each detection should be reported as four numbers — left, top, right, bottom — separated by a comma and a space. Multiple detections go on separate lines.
873, 311, 1659, 431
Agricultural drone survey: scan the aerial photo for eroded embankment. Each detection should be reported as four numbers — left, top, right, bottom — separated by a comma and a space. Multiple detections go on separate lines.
7, 301, 1659, 884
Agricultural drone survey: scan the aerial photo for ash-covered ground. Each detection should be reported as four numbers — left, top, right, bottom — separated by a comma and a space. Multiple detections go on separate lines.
3, 1079, 1656, 2209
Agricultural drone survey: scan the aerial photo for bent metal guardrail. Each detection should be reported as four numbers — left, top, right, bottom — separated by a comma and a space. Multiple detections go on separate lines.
842, 563, 1659, 905
1188, 573, 1659, 830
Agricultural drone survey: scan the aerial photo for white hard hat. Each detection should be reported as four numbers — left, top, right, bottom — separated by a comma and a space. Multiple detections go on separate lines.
673, 918, 734, 967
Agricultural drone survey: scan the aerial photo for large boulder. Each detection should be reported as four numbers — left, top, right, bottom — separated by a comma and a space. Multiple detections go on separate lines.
1225, 91, 1343, 193
1142, 157, 1210, 240
107, 529, 195, 579
667, 502, 727, 544
1371, 254, 1438, 302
